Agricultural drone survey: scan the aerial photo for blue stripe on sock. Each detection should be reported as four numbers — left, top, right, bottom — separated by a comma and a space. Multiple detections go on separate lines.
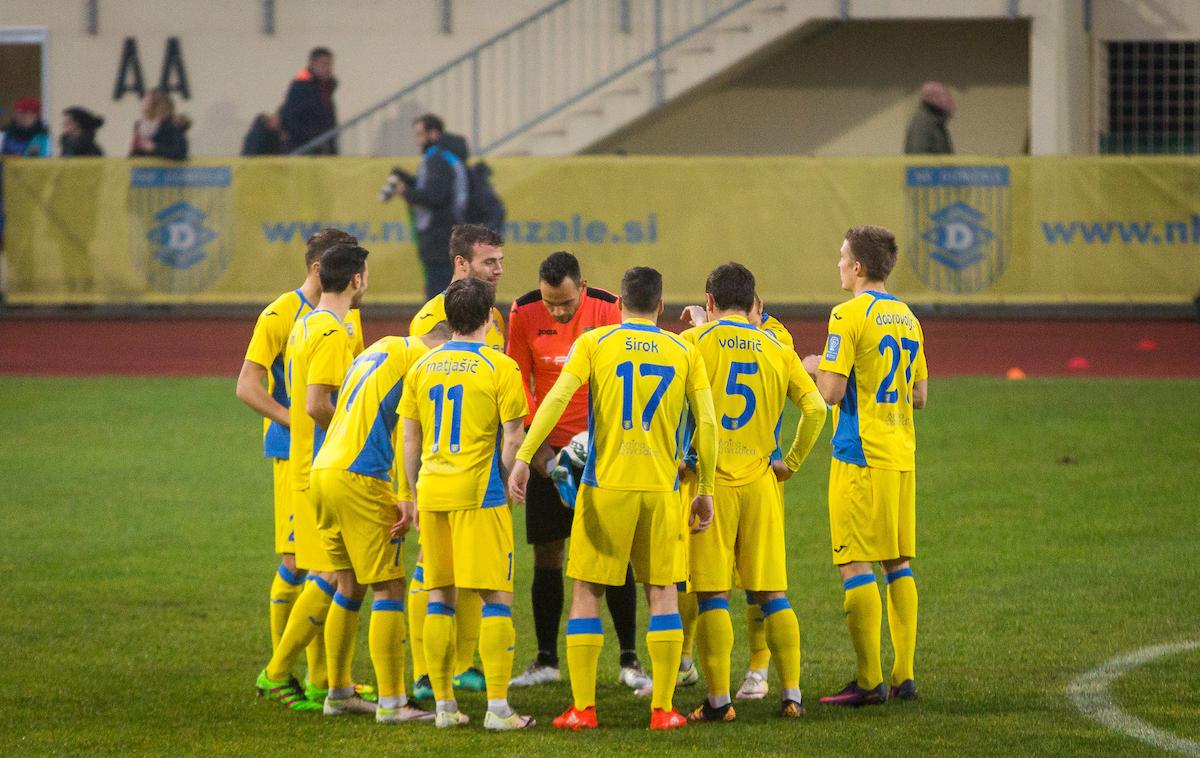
276, 563, 304, 586
333, 592, 363, 612
744, 590, 757, 604
698, 597, 730, 613
482, 603, 512, 618
566, 617, 602, 635
886, 567, 914, 584
372, 599, 405, 612
412, 565, 425, 584
843, 573, 876, 591
427, 601, 455, 616
311, 576, 336, 597
648, 613, 683, 632
760, 597, 791, 617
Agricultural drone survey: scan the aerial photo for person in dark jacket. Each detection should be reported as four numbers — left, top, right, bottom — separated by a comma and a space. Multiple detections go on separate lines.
60, 107, 105, 157
394, 114, 469, 297
281, 47, 337, 155
241, 112, 284, 156
904, 81, 955, 155
129, 89, 189, 160
1, 97, 51, 157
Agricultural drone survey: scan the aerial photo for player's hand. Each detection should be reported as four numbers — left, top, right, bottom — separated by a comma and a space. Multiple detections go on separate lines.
508, 460, 531, 504
689, 494, 714, 534
392, 500, 417, 536
771, 459, 794, 482
531, 442, 555, 478
677, 460, 695, 482
801, 354, 821, 376
679, 305, 707, 327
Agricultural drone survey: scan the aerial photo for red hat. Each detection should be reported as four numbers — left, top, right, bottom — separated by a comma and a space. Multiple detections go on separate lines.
14, 96, 41, 114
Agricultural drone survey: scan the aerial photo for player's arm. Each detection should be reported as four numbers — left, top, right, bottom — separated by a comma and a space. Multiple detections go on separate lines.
806, 306, 857, 406
508, 370, 583, 503
402, 417, 423, 509
911, 326, 929, 410
500, 418, 526, 478
306, 383, 338, 428
777, 358, 827, 479
913, 380, 928, 409
235, 359, 289, 426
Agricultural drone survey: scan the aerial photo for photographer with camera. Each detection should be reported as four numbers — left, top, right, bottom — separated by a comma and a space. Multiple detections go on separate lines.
384, 114, 469, 298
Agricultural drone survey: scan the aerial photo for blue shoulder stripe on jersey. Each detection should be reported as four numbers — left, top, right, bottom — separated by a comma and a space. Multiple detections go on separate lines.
886, 567, 914, 584
697, 322, 721, 341
442, 340, 495, 370
717, 318, 759, 332
566, 617, 603, 635
843, 573, 876, 591
831, 367, 867, 466
294, 288, 314, 309
863, 290, 899, 318
648, 613, 683, 632
347, 376, 406, 482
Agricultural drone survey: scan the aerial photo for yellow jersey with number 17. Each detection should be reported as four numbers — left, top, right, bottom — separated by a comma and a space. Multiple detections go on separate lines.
683, 315, 817, 486
818, 291, 927, 472
313, 336, 431, 499
286, 309, 358, 491
410, 291, 506, 350
560, 318, 710, 493
399, 341, 528, 511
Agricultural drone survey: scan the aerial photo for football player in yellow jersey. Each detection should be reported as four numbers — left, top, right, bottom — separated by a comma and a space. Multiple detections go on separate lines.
400, 277, 533, 731
674, 293, 790, 699
237, 228, 364, 710
256, 243, 370, 708
509, 266, 719, 732
680, 263, 827, 722
802, 226, 928, 707
406, 223, 506, 700
309, 320, 451, 723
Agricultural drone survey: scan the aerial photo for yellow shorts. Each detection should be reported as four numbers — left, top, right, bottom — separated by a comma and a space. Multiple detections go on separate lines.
567, 484, 681, 587
690, 470, 788, 593
828, 458, 916, 564
674, 472, 698, 589
419, 506, 514, 592
272, 458, 295, 555
293, 486, 338, 573
312, 468, 406, 585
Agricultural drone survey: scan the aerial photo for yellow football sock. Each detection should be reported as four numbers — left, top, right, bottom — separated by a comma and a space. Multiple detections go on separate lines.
647, 614, 684, 712
266, 575, 333, 682
843, 573, 883, 689
269, 563, 305, 650
760, 597, 802, 697
454, 589, 483, 674
369, 599, 407, 701
305, 634, 328, 690
324, 592, 362, 693
565, 617, 604, 709
696, 598, 733, 702
745, 592, 771, 671
480, 604, 516, 702
407, 564, 427, 681
678, 590, 698, 661
423, 601, 457, 701
886, 568, 918, 686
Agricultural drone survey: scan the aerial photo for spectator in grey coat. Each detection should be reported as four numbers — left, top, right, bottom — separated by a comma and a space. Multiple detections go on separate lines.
904, 81, 955, 154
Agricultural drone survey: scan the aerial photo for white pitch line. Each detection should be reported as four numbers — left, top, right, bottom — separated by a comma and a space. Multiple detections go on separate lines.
1067, 639, 1200, 756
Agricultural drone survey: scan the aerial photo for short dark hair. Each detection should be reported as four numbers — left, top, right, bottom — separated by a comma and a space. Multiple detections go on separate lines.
414, 113, 444, 134
305, 227, 358, 266
705, 262, 756, 312
539, 251, 581, 287
449, 224, 503, 262
309, 47, 332, 62
620, 267, 662, 314
318, 244, 368, 293
845, 225, 898, 281
443, 277, 494, 335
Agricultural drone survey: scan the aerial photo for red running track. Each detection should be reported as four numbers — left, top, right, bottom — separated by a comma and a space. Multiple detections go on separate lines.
0, 318, 1197, 378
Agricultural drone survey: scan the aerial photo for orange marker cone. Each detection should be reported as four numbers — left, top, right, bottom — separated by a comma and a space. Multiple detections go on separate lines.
1006, 367, 1026, 380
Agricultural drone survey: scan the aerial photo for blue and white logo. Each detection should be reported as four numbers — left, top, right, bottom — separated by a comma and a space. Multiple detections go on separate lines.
130, 166, 232, 293
906, 166, 1010, 294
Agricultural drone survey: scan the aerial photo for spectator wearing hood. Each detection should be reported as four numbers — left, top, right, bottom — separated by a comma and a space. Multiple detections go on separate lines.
904, 81, 955, 155
281, 47, 338, 155
241, 111, 285, 156
130, 89, 190, 160
1, 97, 51, 157
395, 113, 470, 298
60, 107, 105, 157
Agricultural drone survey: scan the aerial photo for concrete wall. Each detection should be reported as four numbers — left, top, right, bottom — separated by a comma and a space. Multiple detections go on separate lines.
0, 0, 546, 157
589, 19, 1031, 156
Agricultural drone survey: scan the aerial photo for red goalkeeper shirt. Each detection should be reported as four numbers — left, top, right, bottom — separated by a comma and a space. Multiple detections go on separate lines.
507, 286, 621, 447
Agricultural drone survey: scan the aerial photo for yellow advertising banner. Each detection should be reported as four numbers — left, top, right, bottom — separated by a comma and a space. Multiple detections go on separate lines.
4, 156, 1200, 306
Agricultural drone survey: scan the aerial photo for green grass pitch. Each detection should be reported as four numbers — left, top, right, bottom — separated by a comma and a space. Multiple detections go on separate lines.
2, 376, 1197, 755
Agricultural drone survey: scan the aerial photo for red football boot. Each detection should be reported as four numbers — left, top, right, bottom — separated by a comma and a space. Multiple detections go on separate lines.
552, 705, 598, 730
649, 707, 687, 730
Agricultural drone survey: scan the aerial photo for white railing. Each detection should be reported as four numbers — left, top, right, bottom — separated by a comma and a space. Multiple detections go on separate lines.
292, 0, 756, 156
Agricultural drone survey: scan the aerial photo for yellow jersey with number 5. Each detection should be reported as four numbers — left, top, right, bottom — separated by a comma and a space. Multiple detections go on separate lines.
818, 291, 927, 471
399, 341, 527, 511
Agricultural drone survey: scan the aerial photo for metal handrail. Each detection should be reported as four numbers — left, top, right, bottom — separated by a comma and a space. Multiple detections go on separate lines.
292, 0, 756, 156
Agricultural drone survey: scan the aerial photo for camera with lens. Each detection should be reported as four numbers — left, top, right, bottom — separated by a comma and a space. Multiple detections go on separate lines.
378, 166, 414, 202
